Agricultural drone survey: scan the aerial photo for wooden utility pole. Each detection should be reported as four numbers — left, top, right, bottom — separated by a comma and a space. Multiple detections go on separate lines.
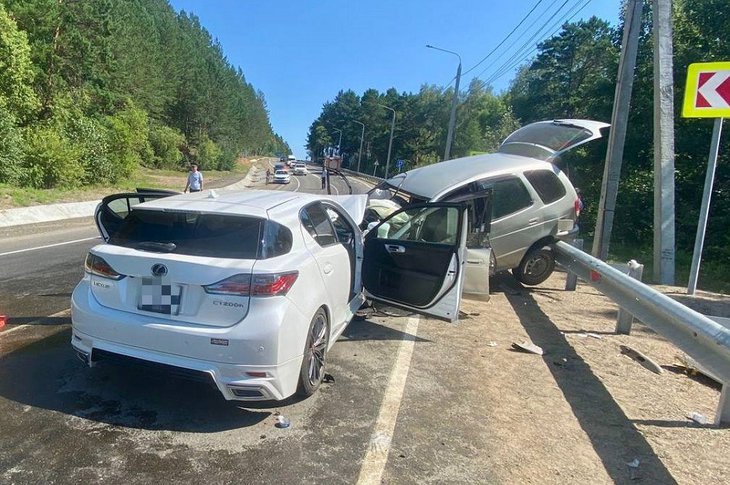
592, 0, 643, 260
653, 0, 676, 284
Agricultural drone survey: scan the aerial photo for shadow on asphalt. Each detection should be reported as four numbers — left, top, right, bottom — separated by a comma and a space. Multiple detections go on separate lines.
6, 316, 71, 325
340, 316, 431, 343
496, 273, 678, 485
0, 328, 271, 432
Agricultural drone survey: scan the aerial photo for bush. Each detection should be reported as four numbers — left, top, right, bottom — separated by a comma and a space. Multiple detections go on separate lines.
64, 114, 114, 185
105, 103, 153, 181
197, 135, 222, 170
20, 124, 83, 189
149, 123, 185, 169
0, 104, 25, 184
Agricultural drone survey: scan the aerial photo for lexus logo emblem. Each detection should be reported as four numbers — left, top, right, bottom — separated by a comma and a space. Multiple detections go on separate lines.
151, 264, 168, 277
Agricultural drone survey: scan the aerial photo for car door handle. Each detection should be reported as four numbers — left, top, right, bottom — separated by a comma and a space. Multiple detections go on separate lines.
323, 263, 334, 274
528, 218, 539, 225
385, 244, 406, 254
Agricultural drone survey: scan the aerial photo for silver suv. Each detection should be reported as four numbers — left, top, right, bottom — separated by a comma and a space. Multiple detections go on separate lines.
366, 119, 609, 286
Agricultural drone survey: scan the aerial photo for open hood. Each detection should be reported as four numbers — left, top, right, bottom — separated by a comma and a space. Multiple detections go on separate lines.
498, 119, 610, 161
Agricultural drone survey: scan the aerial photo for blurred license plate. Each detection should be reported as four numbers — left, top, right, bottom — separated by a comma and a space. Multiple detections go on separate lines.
138, 277, 181, 315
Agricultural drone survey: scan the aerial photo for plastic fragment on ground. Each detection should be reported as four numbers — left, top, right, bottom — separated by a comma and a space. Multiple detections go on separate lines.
619, 345, 663, 375
512, 341, 544, 355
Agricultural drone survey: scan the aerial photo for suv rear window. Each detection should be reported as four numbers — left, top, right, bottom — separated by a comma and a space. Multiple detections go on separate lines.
524, 170, 566, 204
109, 210, 264, 259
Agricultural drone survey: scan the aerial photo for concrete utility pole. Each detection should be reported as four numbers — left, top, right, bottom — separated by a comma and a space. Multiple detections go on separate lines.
653, 0, 676, 284
377, 104, 396, 179
353, 120, 365, 173
592, 0, 643, 260
426, 44, 462, 161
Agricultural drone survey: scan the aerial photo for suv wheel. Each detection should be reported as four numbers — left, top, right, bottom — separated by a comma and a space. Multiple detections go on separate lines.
513, 248, 555, 286
296, 308, 329, 397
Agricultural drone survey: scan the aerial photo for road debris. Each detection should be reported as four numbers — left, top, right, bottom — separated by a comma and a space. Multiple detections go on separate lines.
587, 332, 603, 340
323, 373, 335, 384
275, 415, 291, 429
487, 341, 498, 347
620, 345, 663, 375
674, 353, 721, 384
553, 357, 568, 367
0, 315, 6, 328
687, 412, 710, 425
512, 341, 544, 355
627, 458, 641, 480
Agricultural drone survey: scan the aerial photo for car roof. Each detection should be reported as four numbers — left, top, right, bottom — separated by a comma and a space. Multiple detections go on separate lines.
133, 190, 367, 224
386, 152, 561, 199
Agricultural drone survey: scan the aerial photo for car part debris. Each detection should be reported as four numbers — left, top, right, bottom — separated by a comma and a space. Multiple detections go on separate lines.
620, 345, 663, 375
626, 458, 640, 480
512, 341, 544, 355
674, 353, 721, 384
323, 373, 335, 384
487, 341, 498, 347
275, 415, 291, 429
687, 412, 710, 425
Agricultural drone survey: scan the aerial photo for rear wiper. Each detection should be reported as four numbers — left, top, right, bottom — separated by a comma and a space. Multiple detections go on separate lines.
136, 241, 177, 253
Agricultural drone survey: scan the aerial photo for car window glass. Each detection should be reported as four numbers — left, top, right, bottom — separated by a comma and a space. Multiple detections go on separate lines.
324, 207, 355, 245
109, 210, 263, 259
300, 203, 337, 246
492, 178, 532, 219
524, 170, 566, 204
261, 220, 292, 258
380, 206, 459, 245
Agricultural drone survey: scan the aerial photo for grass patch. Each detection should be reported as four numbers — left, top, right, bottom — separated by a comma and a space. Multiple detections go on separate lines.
0, 157, 254, 210
584, 238, 729, 294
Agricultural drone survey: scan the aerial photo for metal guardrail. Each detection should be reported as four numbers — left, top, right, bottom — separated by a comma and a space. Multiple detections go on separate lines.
339, 168, 384, 185
553, 240, 730, 425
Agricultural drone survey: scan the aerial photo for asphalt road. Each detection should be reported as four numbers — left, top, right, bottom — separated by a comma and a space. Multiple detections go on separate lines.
5, 167, 484, 484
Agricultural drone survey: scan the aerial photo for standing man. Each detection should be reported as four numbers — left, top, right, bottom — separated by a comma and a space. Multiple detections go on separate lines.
320, 167, 328, 189
184, 163, 203, 193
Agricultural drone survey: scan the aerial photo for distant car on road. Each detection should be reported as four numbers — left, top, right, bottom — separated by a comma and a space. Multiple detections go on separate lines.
71, 190, 483, 401
293, 163, 308, 175
366, 119, 609, 286
273, 169, 291, 184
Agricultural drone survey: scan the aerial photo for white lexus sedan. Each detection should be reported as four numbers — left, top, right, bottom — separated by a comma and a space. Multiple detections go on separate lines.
71, 190, 487, 401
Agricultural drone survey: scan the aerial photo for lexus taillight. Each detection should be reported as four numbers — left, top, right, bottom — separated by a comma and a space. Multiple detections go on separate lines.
203, 272, 298, 297
574, 198, 582, 218
85, 253, 125, 280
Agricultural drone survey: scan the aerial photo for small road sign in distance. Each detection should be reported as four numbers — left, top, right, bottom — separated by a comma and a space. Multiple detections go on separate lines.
683, 62, 730, 118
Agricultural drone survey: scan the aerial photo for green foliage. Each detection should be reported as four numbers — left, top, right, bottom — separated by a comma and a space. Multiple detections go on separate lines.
20, 123, 83, 188
104, 103, 152, 181
149, 123, 185, 169
0, 3, 39, 122
0, 101, 25, 184
196, 135, 222, 171
0, 0, 287, 189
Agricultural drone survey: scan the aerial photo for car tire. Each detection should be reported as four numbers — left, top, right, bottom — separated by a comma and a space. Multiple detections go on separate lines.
512, 248, 555, 286
296, 308, 329, 398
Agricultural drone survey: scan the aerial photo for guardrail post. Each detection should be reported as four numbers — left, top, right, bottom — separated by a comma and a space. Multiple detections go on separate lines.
564, 239, 584, 291
717, 385, 730, 426
615, 260, 644, 334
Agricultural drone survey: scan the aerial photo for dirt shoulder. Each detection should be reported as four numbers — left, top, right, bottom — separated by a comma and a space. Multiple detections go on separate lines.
456, 272, 729, 484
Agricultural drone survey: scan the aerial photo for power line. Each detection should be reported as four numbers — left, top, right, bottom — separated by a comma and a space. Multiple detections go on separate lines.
461, 0, 546, 78
474, 0, 574, 80
481, 0, 592, 87
476, 0, 591, 83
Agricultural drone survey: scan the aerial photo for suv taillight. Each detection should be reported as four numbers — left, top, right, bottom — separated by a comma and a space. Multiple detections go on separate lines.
574, 198, 582, 218
203, 272, 298, 297
85, 253, 125, 280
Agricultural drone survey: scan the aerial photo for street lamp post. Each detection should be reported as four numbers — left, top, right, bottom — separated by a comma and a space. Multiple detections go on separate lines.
426, 44, 461, 161
377, 104, 396, 178
332, 128, 343, 154
352, 120, 365, 173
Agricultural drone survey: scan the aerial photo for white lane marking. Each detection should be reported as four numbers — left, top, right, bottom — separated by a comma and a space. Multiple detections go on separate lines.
357, 316, 420, 485
0, 237, 100, 257
292, 175, 301, 192
1, 309, 71, 336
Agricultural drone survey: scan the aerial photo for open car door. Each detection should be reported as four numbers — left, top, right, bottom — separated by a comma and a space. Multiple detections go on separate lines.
361, 203, 470, 322
95, 192, 176, 241
498, 119, 609, 161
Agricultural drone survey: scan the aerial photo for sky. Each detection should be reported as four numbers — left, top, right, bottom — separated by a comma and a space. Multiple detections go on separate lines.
168, 0, 620, 159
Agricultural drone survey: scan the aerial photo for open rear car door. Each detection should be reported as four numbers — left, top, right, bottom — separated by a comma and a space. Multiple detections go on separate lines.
498, 119, 609, 161
361, 202, 478, 322
95, 192, 176, 241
